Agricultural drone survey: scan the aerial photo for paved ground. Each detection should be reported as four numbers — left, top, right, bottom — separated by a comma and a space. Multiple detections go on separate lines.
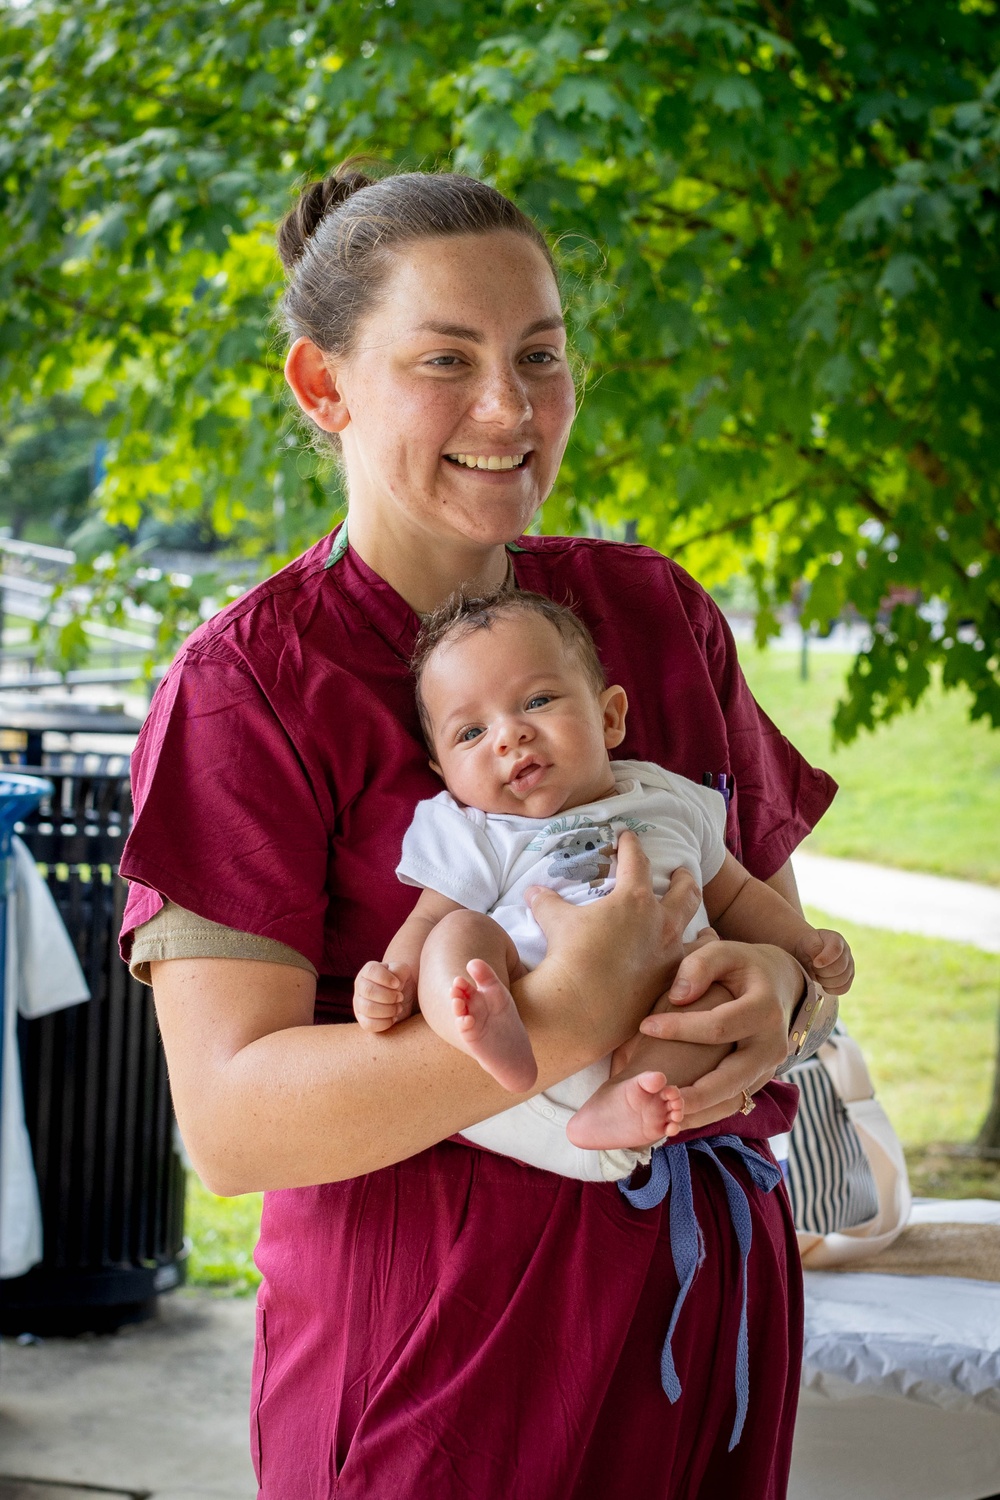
793, 848, 1000, 953
0, 1486, 128, 1499
0, 1290, 256, 1500
0, 1487, 133, 1499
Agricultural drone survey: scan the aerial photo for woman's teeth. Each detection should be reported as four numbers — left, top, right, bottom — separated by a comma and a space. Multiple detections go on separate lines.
446, 454, 526, 470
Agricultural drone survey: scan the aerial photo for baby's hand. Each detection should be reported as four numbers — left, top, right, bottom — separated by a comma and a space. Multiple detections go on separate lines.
796, 928, 855, 995
353, 961, 416, 1032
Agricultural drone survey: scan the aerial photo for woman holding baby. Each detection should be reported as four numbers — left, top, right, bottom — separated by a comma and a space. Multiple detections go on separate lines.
121, 165, 840, 1498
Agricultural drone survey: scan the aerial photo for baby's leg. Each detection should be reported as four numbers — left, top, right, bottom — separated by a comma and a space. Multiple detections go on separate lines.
418, 910, 536, 1092
566, 984, 734, 1150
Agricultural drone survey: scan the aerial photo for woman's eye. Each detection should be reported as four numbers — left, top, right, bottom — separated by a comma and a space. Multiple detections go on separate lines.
427, 355, 462, 367
523, 351, 556, 365
526, 695, 552, 709
459, 726, 484, 743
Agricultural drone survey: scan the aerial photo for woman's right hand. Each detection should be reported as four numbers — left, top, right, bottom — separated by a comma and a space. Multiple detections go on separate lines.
521, 831, 702, 1061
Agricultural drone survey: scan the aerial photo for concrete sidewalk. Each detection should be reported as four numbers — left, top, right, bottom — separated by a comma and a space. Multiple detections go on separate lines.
0, 1290, 257, 1500
793, 848, 1000, 954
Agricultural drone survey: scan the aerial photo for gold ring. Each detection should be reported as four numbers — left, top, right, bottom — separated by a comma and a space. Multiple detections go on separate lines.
740, 1088, 756, 1116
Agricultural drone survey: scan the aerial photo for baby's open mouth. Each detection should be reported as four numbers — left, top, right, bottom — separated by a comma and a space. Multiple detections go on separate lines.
444, 452, 528, 471
509, 759, 547, 791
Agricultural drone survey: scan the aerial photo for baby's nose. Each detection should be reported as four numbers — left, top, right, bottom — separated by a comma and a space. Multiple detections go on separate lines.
495, 716, 532, 752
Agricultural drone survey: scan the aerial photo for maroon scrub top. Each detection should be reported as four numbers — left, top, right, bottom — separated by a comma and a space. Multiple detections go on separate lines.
121, 531, 835, 1500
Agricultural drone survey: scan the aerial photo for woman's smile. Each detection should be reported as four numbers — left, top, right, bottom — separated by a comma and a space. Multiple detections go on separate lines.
443, 452, 529, 471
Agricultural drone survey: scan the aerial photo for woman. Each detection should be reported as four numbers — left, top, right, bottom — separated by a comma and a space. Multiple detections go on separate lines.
121, 166, 836, 1498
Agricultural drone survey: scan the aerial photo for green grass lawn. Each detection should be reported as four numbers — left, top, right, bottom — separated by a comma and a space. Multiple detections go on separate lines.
806, 908, 998, 1149
186, 1177, 263, 1295
183, 909, 1000, 1292
740, 647, 1000, 885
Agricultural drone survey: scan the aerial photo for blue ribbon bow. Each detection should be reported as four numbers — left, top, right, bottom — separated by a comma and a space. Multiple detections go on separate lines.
618, 1135, 782, 1450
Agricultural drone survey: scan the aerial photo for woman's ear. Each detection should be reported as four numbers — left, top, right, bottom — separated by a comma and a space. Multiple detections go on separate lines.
601, 685, 628, 748
284, 337, 351, 433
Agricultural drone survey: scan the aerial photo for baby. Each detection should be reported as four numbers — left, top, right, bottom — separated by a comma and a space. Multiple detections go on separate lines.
353, 589, 853, 1158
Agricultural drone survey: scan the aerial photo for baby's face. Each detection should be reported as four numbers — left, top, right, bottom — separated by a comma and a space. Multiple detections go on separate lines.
420, 613, 627, 819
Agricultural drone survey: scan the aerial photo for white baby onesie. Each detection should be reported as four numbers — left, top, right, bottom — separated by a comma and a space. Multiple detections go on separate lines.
396, 759, 728, 1182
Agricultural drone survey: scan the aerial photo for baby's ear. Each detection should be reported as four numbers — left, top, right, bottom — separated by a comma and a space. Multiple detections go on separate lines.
601, 685, 628, 748
428, 759, 445, 781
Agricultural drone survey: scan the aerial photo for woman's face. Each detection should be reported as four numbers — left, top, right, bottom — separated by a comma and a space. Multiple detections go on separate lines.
329, 231, 576, 550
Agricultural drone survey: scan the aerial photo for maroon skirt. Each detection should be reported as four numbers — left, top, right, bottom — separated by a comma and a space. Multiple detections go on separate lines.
251, 1093, 802, 1500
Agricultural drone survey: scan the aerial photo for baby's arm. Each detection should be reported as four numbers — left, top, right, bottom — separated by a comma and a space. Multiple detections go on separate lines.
704, 853, 854, 993
568, 854, 853, 1153
353, 888, 464, 1033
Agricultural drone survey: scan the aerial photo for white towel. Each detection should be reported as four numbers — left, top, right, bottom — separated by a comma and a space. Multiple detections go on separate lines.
1, 837, 90, 1279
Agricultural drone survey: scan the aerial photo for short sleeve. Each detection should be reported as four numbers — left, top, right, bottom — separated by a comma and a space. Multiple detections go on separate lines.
681, 776, 728, 885
128, 902, 318, 986
631, 763, 728, 886
119, 645, 331, 970
396, 795, 503, 912
701, 601, 836, 879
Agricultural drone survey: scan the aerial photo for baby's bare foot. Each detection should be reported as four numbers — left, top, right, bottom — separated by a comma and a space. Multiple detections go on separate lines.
452, 959, 538, 1092
566, 1071, 685, 1150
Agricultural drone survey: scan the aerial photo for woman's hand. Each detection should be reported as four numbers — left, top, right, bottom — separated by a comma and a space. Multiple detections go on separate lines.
521, 831, 702, 1061
637, 940, 803, 1132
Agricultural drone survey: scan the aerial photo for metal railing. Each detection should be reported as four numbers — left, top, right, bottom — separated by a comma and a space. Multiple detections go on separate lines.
0, 537, 163, 694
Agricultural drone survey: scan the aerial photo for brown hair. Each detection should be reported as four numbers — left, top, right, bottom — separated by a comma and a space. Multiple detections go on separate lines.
277, 159, 556, 363
412, 587, 606, 747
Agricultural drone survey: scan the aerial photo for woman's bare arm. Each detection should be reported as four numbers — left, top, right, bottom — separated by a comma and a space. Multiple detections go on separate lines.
153, 834, 700, 1194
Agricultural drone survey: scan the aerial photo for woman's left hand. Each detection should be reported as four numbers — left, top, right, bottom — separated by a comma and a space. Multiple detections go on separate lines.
637, 940, 802, 1132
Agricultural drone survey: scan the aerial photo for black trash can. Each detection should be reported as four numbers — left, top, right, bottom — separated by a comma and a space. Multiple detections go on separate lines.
0, 761, 187, 1335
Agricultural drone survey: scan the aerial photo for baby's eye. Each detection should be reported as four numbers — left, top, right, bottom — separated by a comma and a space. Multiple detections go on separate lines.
458, 726, 484, 743
526, 695, 552, 710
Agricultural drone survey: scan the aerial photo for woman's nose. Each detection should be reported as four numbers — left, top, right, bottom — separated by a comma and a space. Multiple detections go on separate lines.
471, 365, 532, 426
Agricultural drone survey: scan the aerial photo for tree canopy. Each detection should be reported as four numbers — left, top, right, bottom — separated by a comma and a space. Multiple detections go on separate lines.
2, 0, 999, 737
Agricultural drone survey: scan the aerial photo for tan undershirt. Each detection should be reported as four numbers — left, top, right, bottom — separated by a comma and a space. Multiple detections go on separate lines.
129, 901, 317, 986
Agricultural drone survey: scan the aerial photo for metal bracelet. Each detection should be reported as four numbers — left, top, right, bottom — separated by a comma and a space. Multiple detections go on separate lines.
774, 982, 839, 1077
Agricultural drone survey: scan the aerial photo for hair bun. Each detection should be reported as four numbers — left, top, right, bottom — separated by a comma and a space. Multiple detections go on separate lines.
277, 160, 375, 269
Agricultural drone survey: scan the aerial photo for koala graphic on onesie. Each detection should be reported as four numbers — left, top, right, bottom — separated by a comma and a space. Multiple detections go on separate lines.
396, 758, 728, 1182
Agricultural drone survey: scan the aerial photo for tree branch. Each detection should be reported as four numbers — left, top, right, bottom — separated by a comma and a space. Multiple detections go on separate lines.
13, 273, 134, 329
11, 274, 281, 383
630, 206, 736, 243
671, 487, 804, 552
588, 356, 679, 373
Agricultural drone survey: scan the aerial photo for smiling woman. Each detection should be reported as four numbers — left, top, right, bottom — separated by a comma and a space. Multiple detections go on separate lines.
283, 218, 576, 612
119, 162, 835, 1499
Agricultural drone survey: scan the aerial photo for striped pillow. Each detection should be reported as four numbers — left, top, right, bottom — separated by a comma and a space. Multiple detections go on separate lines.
785, 1056, 880, 1236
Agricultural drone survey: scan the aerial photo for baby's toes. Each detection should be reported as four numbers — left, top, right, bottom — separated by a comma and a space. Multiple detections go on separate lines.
661, 1084, 684, 1122
451, 976, 474, 1017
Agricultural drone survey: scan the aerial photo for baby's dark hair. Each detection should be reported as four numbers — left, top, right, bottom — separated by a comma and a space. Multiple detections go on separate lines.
412, 587, 606, 747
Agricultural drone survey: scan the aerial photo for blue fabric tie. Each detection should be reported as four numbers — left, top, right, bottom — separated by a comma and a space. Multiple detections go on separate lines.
618, 1136, 782, 1450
